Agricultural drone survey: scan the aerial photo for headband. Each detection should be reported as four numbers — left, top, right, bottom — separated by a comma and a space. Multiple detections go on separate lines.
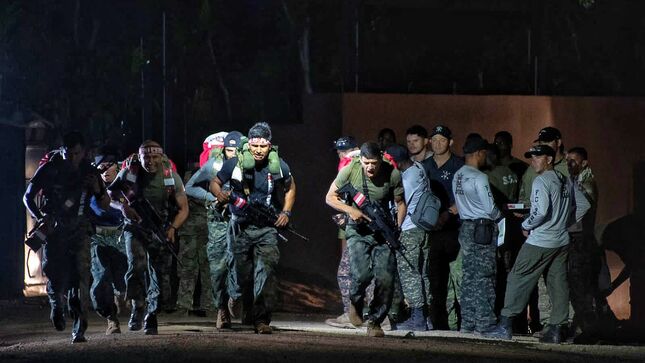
139, 146, 164, 155
248, 138, 271, 146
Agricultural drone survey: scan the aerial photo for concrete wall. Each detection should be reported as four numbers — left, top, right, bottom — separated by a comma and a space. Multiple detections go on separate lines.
340, 93, 645, 319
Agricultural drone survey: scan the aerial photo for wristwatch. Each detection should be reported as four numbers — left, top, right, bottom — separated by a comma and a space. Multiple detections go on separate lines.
281, 210, 292, 217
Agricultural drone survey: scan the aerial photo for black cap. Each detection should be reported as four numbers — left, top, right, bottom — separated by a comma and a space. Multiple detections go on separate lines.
430, 125, 452, 139
93, 145, 119, 166
462, 136, 490, 154
534, 127, 562, 143
224, 131, 243, 148
524, 144, 556, 159
332, 136, 357, 151
385, 144, 409, 163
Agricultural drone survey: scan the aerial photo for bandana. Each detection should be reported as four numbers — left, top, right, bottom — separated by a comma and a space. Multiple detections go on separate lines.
248, 138, 271, 146
139, 146, 163, 155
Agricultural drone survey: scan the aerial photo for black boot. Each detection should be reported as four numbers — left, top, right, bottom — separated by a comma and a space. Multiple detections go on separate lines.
50, 308, 66, 331
539, 324, 563, 344
71, 319, 88, 344
482, 315, 513, 340
129, 306, 144, 331
144, 313, 158, 335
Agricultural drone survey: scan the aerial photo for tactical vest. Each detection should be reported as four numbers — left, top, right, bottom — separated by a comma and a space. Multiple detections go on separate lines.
122, 153, 176, 218
237, 144, 285, 208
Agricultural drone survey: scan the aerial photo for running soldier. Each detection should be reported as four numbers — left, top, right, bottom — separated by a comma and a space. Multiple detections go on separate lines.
108, 140, 189, 335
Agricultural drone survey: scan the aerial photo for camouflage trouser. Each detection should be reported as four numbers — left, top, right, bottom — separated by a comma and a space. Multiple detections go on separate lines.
337, 243, 375, 314
229, 224, 279, 325
42, 219, 92, 336
459, 221, 497, 331
90, 230, 128, 318
123, 227, 161, 314
346, 225, 396, 324
176, 230, 214, 311
397, 228, 430, 309
206, 212, 230, 309
447, 251, 462, 330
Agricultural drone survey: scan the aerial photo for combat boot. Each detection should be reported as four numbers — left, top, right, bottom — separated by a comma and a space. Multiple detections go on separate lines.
366, 321, 385, 337
143, 313, 158, 335
71, 319, 88, 344
348, 302, 364, 327
228, 297, 241, 319
396, 308, 427, 332
128, 306, 145, 331
216, 308, 231, 329
481, 316, 513, 340
50, 308, 66, 331
106, 316, 121, 335
539, 324, 563, 344
324, 313, 355, 329
254, 322, 273, 334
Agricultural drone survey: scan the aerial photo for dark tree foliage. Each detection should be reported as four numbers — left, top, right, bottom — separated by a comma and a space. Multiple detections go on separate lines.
2, 0, 644, 167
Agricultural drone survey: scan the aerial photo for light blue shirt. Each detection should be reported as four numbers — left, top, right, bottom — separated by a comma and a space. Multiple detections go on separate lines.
453, 165, 501, 221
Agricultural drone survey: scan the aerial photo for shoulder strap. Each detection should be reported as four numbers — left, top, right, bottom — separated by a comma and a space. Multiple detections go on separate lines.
360, 167, 370, 202
405, 163, 428, 214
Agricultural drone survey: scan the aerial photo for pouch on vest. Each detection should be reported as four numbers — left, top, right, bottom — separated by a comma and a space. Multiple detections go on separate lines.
473, 219, 494, 245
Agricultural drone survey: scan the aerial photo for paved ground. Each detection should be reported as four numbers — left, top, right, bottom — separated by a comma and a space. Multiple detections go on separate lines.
1, 300, 644, 363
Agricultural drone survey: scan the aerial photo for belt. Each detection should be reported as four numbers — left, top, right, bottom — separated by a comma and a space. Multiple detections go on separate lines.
462, 218, 494, 224
96, 225, 121, 236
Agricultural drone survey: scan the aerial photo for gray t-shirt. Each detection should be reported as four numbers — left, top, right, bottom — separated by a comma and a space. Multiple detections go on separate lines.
453, 165, 501, 221
522, 169, 576, 248
401, 161, 429, 231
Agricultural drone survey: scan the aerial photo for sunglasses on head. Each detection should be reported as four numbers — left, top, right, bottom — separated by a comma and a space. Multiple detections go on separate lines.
97, 162, 115, 173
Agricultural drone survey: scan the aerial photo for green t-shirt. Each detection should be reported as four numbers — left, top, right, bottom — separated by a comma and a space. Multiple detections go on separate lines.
334, 160, 403, 206
485, 165, 518, 204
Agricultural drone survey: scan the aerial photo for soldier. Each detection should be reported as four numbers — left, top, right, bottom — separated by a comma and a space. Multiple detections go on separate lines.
452, 136, 502, 336
108, 140, 189, 335
210, 122, 296, 334
386, 144, 431, 331
566, 147, 603, 342
422, 125, 464, 330
517, 127, 570, 332
89, 146, 143, 335
24, 131, 108, 343
326, 136, 363, 329
491, 145, 575, 343
494, 131, 528, 180
377, 128, 397, 151
325, 142, 405, 337
185, 131, 243, 329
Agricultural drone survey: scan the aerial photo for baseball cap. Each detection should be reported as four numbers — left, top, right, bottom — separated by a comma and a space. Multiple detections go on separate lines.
430, 125, 452, 139
524, 144, 556, 159
385, 144, 409, 163
332, 136, 357, 151
224, 131, 243, 148
462, 136, 490, 154
534, 127, 562, 143
93, 145, 119, 166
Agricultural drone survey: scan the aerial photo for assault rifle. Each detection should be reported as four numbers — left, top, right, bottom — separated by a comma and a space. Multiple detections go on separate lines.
128, 197, 184, 267
229, 193, 309, 242
336, 183, 401, 251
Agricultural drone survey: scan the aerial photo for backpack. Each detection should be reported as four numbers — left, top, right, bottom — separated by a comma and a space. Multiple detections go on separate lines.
406, 164, 441, 231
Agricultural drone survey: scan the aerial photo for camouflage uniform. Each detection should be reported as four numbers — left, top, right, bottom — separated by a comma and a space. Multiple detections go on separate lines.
337, 244, 375, 314
24, 154, 96, 341
90, 227, 127, 318
206, 207, 231, 309
346, 224, 396, 324
397, 228, 430, 309
44, 220, 93, 334
176, 198, 214, 312
446, 251, 462, 330
459, 222, 497, 331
